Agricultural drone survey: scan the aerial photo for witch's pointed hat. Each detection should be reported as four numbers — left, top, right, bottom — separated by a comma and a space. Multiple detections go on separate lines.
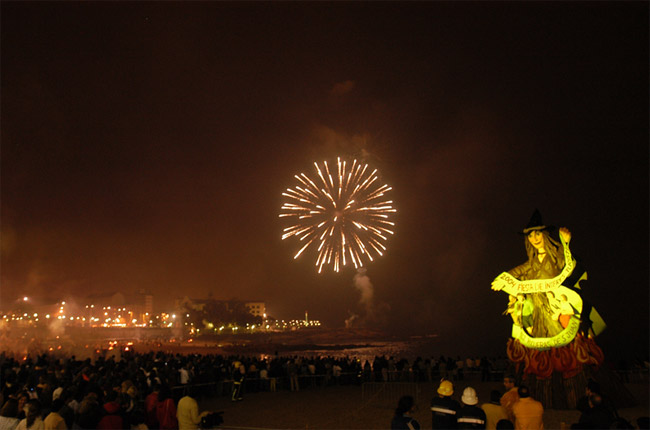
520, 209, 554, 234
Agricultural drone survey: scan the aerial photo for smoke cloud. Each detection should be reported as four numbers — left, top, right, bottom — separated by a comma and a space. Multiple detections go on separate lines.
346, 268, 390, 328
354, 268, 374, 311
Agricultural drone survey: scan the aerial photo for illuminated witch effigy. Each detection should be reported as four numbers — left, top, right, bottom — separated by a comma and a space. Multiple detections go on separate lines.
491, 210, 608, 408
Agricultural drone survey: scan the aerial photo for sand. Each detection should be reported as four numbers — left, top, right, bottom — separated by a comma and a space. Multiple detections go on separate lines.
198, 378, 649, 429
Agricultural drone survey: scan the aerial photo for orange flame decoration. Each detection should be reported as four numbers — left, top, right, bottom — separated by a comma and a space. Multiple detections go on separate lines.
507, 335, 603, 379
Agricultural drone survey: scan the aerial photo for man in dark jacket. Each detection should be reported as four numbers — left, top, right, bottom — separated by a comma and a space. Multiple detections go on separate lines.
431, 380, 460, 429
231, 362, 245, 401
457, 386, 487, 429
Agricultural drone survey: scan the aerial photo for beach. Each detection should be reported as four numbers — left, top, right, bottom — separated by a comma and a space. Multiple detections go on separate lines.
199, 378, 649, 429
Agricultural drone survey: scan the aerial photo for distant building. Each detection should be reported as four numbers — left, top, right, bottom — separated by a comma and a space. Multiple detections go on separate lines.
245, 302, 266, 317
83, 290, 153, 327
143, 293, 154, 315
176, 297, 265, 318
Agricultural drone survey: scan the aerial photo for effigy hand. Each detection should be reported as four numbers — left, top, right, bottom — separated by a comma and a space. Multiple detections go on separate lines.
491, 278, 504, 291
559, 227, 571, 244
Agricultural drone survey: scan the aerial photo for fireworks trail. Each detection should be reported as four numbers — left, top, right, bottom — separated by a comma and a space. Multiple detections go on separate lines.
280, 157, 396, 273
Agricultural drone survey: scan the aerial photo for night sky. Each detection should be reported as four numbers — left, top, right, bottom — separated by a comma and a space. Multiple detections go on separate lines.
2, 2, 648, 356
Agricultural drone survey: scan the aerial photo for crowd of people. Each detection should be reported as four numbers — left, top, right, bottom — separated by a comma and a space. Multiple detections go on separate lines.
0, 349, 221, 430
0, 350, 490, 430
390, 376, 649, 430
0, 350, 647, 430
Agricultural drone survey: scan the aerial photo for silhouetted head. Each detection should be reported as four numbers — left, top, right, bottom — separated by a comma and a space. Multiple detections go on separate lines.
517, 385, 530, 398
395, 395, 415, 415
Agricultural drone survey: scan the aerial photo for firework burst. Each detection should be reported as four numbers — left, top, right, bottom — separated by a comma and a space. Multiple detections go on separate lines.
280, 157, 396, 273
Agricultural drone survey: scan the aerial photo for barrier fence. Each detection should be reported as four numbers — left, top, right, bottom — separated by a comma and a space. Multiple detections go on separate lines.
167, 367, 647, 402
168, 368, 506, 401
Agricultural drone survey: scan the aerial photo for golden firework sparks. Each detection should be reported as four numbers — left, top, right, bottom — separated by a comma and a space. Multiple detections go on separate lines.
280, 157, 396, 273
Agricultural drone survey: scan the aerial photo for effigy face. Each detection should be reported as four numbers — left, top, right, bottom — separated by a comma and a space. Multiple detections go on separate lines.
527, 230, 545, 252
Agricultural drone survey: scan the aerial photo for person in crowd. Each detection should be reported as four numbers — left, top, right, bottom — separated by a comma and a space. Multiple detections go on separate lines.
496, 419, 515, 429
96, 390, 123, 430
480, 357, 492, 382
35, 378, 51, 414
332, 362, 342, 385
231, 362, 245, 402
76, 392, 102, 430
129, 409, 149, 430
0, 398, 20, 430
144, 383, 160, 429
156, 385, 178, 430
259, 364, 269, 391
177, 386, 205, 430
43, 398, 66, 430
391, 395, 420, 430
512, 386, 543, 430
56, 390, 75, 430
120, 381, 137, 417
288, 359, 299, 392
439, 357, 448, 380
455, 357, 464, 381
576, 379, 599, 415
500, 375, 519, 423
481, 390, 508, 430
576, 393, 614, 429
431, 379, 460, 429
15, 393, 29, 421
457, 387, 486, 429
16, 399, 43, 430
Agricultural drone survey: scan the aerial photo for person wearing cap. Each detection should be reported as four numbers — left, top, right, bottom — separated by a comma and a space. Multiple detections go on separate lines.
431, 379, 460, 429
457, 387, 486, 429
511, 385, 543, 430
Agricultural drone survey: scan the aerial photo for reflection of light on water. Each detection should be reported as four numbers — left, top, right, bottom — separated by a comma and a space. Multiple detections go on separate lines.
279, 340, 438, 364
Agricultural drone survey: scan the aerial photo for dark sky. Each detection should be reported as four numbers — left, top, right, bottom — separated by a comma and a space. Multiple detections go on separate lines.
2, 2, 648, 356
